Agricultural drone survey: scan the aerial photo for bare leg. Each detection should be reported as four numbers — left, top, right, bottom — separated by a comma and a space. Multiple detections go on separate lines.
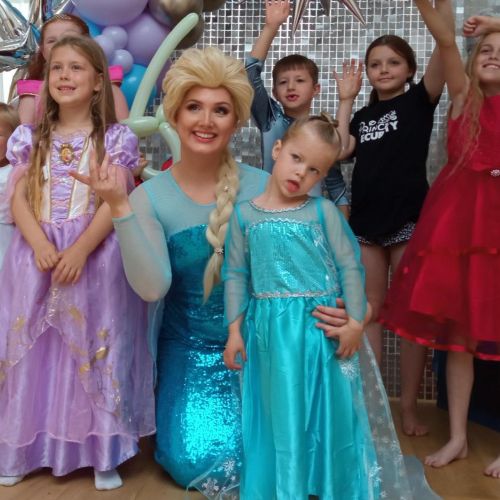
94, 469, 123, 490
425, 351, 472, 467
388, 243, 429, 436
361, 244, 389, 366
485, 456, 500, 478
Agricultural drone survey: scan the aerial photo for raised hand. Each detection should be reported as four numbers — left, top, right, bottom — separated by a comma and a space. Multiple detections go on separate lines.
71, 150, 131, 218
463, 15, 497, 37
265, 0, 291, 29
333, 59, 364, 102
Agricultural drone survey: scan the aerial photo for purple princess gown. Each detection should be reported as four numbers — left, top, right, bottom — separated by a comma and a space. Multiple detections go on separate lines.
0, 124, 155, 476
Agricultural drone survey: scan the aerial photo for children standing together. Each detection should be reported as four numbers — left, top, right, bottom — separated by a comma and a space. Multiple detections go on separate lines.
0, 0, 498, 497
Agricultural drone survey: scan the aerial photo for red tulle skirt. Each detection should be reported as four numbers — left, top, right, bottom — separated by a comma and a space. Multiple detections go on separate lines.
380, 163, 500, 360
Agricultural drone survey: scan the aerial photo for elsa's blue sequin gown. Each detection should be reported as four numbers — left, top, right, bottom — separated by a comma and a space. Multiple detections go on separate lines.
223, 196, 382, 499
112, 164, 268, 487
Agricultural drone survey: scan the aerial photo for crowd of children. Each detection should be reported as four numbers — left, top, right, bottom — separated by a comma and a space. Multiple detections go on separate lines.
0, 0, 498, 497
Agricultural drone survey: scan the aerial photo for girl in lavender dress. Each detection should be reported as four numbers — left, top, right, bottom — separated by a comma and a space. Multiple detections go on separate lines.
0, 36, 154, 490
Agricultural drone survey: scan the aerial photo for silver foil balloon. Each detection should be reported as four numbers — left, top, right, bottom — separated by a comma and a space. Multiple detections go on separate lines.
202, 0, 226, 12
293, 0, 365, 34
0, 0, 39, 72
149, 0, 203, 26
44, 0, 74, 17
176, 15, 204, 49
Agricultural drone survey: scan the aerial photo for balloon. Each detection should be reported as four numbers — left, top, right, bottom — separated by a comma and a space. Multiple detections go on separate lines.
148, 0, 202, 25
177, 16, 204, 49
93, 34, 114, 61
71, 0, 149, 26
121, 64, 156, 109
148, 0, 173, 27
111, 49, 134, 74
102, 26, 128, 50
125, 12, 170, 67
202, 0, 226, 11
127, 13, 198, 120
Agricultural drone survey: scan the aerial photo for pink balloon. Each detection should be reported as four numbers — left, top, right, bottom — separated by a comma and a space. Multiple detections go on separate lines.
125, 12, 170, 67
72, 0, 149, 26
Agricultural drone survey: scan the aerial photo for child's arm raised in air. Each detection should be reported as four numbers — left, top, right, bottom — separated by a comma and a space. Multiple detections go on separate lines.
251, 0, 291, 61
414, 0, 468, 115
420, 0, 455, 102
333, 59, 363, 160
11, 176, 59, 271
464, 15, 500, 37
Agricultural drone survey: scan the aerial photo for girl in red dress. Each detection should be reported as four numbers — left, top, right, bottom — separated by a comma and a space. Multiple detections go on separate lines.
380, 1, 500, 475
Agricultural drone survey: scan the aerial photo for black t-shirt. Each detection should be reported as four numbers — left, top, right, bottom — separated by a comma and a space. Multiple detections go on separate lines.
349, 80, 439, 238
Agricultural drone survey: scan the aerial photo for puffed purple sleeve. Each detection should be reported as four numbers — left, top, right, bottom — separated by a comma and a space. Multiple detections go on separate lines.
4, 124, 34, 203
104, 123, 140, 172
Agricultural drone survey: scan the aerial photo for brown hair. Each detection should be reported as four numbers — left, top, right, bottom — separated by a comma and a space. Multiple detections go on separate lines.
0, 103, 20, 134
272, 54, 319, 87
282, 111, 342, 160
365, 35, 417, 105
27, 14, 90, 81
27, 35, 116, 220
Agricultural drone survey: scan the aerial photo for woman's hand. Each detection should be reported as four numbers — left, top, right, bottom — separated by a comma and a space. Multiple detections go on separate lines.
33, 239, 60, 272
224, 330, 247, 370
333, 59, 364, 102
70, 150, 131, 218
52, 243, 89, 285
334, 318, 363, 359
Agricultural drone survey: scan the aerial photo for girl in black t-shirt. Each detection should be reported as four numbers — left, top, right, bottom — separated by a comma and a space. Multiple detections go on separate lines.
334, 3, 454, 439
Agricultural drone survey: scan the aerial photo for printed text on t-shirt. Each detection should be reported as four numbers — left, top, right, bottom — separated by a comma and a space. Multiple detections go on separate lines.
359, 111, 398, 143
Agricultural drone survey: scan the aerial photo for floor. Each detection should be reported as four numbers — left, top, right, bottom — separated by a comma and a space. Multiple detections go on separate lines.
1, 401, 499, 500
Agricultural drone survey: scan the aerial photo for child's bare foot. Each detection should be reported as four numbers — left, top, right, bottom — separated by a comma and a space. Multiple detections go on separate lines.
0, 475, 25, 486
484, 456, 500, 478
401, 407, 429, 436
94, 469, 123, 490
424, 438, 467, 467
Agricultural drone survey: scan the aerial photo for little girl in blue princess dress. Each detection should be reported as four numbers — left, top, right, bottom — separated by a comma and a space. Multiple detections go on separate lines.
221, 113, 414, 499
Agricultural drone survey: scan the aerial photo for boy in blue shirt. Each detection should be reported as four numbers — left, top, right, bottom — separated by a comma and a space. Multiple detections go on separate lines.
245, 0, 349, 216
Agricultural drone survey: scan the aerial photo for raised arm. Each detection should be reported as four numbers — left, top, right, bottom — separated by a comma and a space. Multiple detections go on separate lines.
464, 15, 500, 37
250, 0, 291, 61
333, 59, 363, 159
421, 0, 455, 102
414, 0, 468, 112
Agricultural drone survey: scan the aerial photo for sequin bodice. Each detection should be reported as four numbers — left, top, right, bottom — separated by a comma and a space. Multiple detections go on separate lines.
163, 225, 225, 348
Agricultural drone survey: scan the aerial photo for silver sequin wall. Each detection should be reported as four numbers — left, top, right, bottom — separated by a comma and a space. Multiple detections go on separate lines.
143, 0, 499, 399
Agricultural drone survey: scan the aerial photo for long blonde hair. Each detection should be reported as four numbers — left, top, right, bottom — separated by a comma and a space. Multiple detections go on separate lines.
26, 35, 117, 220
163, 47, 253, 300
454, 34, 490, 171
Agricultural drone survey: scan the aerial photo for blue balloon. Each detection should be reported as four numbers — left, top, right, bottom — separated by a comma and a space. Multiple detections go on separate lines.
121, 64, 156, 108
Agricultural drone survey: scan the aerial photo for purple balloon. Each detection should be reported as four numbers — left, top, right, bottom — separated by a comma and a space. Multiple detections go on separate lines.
72, 0, 148, 26
111, 49, 134, 75
102, 26, 128, 50
155, 60, 172, 94
125, 12, 170, 67
94, 34, 115, 61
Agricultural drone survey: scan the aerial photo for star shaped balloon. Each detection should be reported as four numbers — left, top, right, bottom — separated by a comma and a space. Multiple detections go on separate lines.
292, 0, 365, 34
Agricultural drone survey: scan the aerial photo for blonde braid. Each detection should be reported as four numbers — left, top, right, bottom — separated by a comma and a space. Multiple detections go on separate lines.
203, 149, 240, 301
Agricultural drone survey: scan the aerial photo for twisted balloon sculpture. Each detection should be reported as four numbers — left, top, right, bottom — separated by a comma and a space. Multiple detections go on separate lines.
121, 13, 199, 178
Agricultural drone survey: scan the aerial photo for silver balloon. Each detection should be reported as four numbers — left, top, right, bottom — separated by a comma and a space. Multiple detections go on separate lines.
44, 0, 74, 17
202, 0, 226, 12
176, 15, 204, 49
149, 0, 203, 26
0, 0, 39, 72
284, 0, 366, 35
